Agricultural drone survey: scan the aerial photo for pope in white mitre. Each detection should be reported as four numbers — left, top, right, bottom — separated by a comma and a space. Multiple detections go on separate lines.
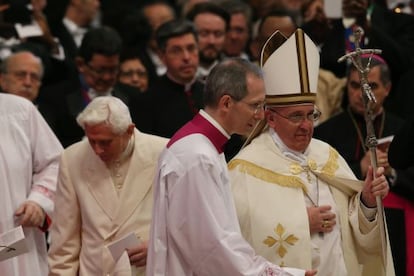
228, 29, 395, 276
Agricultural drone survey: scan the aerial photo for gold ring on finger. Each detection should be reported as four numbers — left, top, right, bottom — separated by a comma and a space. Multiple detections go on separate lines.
322, 220, 329, 228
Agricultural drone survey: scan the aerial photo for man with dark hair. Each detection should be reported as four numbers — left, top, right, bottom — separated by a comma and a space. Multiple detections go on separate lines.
38, 26, 146, 147
250, 9, 297, 62
143, 19, 204, 139
147, 57, 316, 276
141, 1, 176, 78
51, 0, 100, 62
220, 0, 252, 60
186, 2, 230, 81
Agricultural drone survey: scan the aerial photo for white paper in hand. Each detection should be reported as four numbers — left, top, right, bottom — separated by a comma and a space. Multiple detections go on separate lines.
106, 232, 141, 262
0, 226, 29, 261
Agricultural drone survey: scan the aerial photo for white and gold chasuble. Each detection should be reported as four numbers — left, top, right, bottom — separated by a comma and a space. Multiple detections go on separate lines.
229, 130, 395, 276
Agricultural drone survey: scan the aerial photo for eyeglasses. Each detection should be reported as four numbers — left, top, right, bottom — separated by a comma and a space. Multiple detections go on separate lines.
86, 63, 119, 77
166, 44, 198, 58
268, 107, 321, 124
119, 70, 148, 78
8, 71, 41, 83
198, 29, 226, 39
230, 95, 266, 115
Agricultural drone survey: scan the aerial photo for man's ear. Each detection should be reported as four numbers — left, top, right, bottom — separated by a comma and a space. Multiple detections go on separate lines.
158, 49, 166, 65
219, 94, 233, 110
76, 57, 85, 73
127, 124, 135, 135
266, 110, 276, 128
384, 83, 392, 97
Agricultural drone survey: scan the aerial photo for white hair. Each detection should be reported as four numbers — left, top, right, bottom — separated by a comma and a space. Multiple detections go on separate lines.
76, 96, 132, 134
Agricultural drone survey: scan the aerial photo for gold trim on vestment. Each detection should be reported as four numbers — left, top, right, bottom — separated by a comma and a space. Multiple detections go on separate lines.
320, 147, 340, 176
228, 147, 340, 194
296, 29, 310, 94
228, 159, 309, 194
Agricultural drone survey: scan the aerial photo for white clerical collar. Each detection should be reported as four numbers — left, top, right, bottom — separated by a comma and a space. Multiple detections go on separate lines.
147, 48, 166, 76
197, 60, 219, 78
63, 17, 87, 46
199, 109, 231, 139
269, 128, 310, 165
88, 89, 112, 100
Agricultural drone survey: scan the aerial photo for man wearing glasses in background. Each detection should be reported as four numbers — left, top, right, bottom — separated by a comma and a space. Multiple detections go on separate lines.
228, 29, 394, 276
0, 51, 43, 103
38, 26, 147, 148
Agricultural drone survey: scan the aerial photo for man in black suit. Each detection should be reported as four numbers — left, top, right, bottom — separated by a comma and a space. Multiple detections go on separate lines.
53, 0, 100, 62
38, 26, 147, 148
144, 19, 204, 138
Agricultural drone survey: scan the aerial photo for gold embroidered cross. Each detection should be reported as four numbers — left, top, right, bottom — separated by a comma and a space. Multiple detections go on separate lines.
263, 223, 299, 258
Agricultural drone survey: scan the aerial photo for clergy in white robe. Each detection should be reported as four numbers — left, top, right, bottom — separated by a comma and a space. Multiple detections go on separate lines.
0, 94, 63, 275
147, 59, 314, 276
48, 97, 168, 276
227, 29, 394, 276
229, 129, 395, 276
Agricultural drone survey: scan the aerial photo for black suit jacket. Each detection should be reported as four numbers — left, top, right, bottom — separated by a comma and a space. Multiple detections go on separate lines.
143, 75, 205, 138
320, 4, 414, 108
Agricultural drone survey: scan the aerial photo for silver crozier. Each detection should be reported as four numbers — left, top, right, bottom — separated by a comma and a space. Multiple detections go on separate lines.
338, 26, 387, 270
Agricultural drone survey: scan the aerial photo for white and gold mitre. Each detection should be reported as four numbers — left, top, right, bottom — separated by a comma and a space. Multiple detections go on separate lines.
243, 29, 320, 147
260, 28, 319, 105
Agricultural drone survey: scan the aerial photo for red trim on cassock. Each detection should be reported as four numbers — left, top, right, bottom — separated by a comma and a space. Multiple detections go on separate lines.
38, 214, 51, 232
383, 191, 414, 276
167, 112, 228, 154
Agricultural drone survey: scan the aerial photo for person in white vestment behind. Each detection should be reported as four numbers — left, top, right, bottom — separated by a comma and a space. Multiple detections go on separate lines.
0, 93, 63, 275
228, 29, 395, 276
146, 58, 317, 276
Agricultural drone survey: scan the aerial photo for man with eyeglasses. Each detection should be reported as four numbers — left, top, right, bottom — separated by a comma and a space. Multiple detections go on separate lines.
147, 57, 316, 276
0, 51, 43, 103
229, 30, 394, 276
38, 26, 149, 148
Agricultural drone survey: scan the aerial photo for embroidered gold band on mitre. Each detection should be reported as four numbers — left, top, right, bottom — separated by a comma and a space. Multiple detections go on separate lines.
265, 94, 316, 105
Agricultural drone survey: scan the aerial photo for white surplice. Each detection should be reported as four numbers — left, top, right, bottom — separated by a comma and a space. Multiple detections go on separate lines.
0, 94, 63, 275
146, 111, 303, 276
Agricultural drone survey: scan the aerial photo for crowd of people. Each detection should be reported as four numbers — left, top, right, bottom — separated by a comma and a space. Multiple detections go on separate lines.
1, 0, 414, 275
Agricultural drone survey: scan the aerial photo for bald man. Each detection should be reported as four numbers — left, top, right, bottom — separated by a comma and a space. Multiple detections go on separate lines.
0, 51, 44, 102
